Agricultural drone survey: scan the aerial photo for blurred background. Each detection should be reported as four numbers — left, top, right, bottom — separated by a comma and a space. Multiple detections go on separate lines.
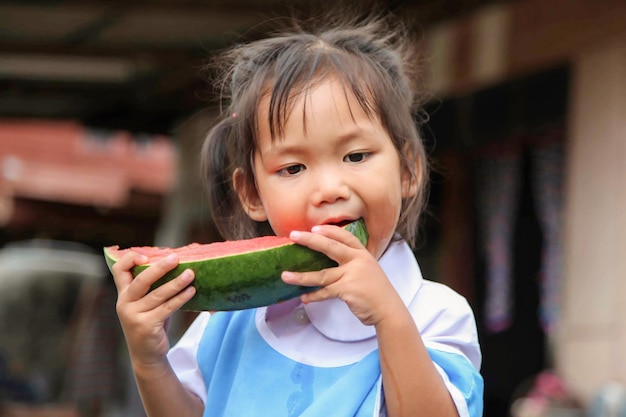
1, 0, 625, 416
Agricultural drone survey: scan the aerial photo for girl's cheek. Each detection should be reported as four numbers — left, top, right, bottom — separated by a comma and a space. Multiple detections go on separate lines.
268, 213, 304, 237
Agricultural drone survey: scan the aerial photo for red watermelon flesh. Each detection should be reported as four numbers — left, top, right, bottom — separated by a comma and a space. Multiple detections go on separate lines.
107, 237, 292, 264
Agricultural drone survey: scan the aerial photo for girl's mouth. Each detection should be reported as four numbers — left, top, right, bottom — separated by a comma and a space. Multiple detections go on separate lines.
325, 219, 357, 228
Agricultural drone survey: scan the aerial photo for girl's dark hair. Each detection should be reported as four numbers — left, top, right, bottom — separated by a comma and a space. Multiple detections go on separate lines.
201, 10, 430, 247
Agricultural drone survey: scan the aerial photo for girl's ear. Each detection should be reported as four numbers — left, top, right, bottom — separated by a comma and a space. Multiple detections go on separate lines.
233, 167, 267, 222
401, 161, 420, 198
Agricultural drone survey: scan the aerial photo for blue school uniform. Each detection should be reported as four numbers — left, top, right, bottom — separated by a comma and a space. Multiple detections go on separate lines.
168, 239, 484, 417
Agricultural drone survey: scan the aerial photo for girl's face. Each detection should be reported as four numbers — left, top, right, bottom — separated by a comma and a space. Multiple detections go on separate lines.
239, 77, 416, 260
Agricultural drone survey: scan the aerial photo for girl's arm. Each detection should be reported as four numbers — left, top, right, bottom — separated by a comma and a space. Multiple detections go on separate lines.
375, 299, 459, 417
132, 357, 204, 417
111, 252, 204, 417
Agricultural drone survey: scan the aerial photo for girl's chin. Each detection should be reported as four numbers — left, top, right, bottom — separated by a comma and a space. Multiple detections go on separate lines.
366, 237, 392, 261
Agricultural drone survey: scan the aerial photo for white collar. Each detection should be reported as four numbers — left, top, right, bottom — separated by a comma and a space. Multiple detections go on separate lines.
264, 238, 423, 342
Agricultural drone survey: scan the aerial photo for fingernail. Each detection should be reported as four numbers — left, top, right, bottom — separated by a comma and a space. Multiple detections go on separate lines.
290, 231, 301, 239
181, 269, 194, 282
282, 271, 294, 281
165, 254, 178, 263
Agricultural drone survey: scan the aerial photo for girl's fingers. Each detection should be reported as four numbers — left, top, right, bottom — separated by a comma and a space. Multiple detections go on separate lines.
142, 268, 195, 311
283, 224, 365, 290
282, 269, 341, 304
289, 225, 362, 264
161, 280, 196, 315
311, 224, 364, 248
282, 267, 338, 291
111, 251, 148, 292
125, 254, 180, 300
301, 285, 335, 304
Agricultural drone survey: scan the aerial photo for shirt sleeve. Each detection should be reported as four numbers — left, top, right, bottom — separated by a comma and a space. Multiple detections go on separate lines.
410, 280, 484, 417
167, 312, 211, 404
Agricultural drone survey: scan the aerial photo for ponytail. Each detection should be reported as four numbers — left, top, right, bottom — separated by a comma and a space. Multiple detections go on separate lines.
201, 117, 240, 240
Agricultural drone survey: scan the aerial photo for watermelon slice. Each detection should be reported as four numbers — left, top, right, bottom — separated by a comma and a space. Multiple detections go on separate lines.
104, 219, 367, 311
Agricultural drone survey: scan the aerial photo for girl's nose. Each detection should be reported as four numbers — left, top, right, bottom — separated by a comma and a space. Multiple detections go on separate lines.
311, 168, 351, 206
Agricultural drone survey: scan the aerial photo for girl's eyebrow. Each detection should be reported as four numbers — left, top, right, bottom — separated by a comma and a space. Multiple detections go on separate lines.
333, 124, 381, 145
257, 141, 310, 161
263, 142, 307, 156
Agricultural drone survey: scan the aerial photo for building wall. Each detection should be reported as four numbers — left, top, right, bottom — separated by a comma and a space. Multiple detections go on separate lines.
424, 0, 626, 404
558, 40, 626, 401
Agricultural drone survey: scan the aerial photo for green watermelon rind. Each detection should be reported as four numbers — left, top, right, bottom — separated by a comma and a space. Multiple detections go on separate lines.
104, 219, 368, 311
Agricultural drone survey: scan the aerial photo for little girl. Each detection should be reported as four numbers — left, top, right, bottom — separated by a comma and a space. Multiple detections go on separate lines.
112, 12, 483, 417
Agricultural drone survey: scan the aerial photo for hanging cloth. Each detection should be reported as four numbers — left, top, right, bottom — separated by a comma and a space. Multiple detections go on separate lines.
475, 140, 523, 333
530, 138, 564, 334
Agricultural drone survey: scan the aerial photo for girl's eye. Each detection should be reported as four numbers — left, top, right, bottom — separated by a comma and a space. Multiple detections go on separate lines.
279, 164, 305, 176
344, 152, 369, 163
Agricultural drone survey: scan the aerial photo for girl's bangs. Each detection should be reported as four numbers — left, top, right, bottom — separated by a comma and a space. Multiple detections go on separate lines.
265, 49, 379, 140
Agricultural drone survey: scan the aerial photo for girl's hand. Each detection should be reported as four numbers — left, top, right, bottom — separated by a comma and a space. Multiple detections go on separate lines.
282, 225, 403, 326
111, 252, 196, 370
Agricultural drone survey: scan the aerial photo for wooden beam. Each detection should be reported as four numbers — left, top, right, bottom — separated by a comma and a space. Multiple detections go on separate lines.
426, 0, 626, 97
